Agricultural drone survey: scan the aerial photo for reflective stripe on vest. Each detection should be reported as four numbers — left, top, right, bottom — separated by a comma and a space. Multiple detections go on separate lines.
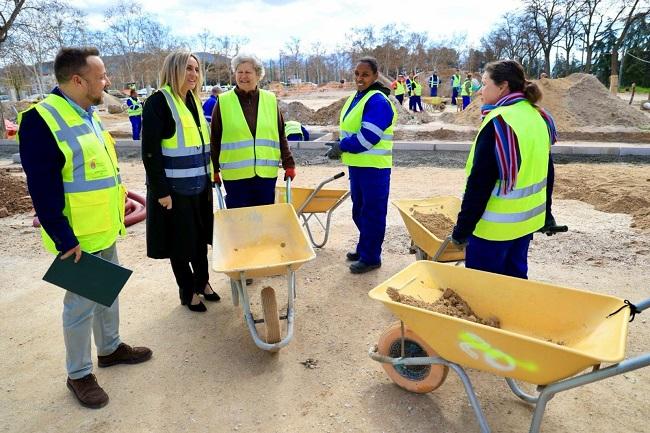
428, 76, 439, 87
284, 120, 303, 138
395, 82, 405, 96
219, 89, 280, 180
465, 100, 549, 241
127, 97, 142, 116
24, 94, 125, 254
340, 90, 397, 169
159, 86, 212, 191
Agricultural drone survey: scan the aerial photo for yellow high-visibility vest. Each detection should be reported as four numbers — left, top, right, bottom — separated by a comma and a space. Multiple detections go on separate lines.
18, 93, 126, 254
339, 90, 397, 169
465, 100, 549, 241
219, 89, 280, 180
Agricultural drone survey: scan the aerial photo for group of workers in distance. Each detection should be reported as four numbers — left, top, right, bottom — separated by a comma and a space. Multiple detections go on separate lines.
17, 44, 559, 410
392, 68, 482, 111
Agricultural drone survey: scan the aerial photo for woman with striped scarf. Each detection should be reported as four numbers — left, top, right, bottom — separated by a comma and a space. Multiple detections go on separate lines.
451, 60, 558, 279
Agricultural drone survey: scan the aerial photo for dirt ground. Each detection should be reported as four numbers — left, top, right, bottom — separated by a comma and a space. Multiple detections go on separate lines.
1, 157, 649, 433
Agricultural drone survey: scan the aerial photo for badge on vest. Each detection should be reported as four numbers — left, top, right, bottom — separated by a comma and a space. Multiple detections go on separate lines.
90, 159, 96, 170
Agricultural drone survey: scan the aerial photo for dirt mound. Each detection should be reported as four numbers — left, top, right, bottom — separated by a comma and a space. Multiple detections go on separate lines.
0, 171, 32, 217
280, 94, 432, 126
448, 73, 650, 130
554, 163, 650, 231
387, 286, 500, 328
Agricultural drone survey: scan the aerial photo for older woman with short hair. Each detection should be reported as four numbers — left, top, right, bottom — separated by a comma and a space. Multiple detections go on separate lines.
142, 50, 220, 312
209, 53, 296, 208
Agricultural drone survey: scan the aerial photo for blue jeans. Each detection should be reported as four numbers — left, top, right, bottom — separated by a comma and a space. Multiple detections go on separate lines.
430, 87, 438, 97
129, 115, 141, 140
349, 166, 390, 265
63, 243, 121, 379
451, 87, 459, 104
465, 234, 533, 279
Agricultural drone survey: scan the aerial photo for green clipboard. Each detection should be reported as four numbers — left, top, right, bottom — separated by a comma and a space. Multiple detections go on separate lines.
43, 252, 133, 307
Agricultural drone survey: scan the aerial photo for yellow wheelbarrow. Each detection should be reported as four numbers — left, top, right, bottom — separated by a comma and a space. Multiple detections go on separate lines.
421, 96, 446, 112
275, 172, 350, 248
368, 260, 650, 432
393, 196, 464, 262
212, 181, 316, 351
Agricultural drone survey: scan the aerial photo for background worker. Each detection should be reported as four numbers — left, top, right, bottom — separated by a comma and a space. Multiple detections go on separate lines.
209, 53, 296, 209
285, 119, 310, 141
325, 56, 397, 274
202, 85, 221, 123
410, 75, 423, 112
142, 50, 220, 313
451, 59, 558, 279
392, 74, 406, 105
428, 70, 440, 96
461, 73, 473, 110
126, 88, 143, 140
451, 69, 461, 105
18, 47, 152, 409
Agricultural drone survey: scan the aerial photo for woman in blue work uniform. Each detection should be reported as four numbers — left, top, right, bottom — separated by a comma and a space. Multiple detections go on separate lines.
451, 60, 557, 279
326, 56, 398, 274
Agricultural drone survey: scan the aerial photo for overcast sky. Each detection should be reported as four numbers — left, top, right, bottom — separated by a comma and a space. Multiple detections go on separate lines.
79, 0, 522, 59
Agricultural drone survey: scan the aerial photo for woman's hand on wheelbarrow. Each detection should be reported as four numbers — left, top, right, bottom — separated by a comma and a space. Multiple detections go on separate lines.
284, 167, 296, 181
212, 171, 222, 187
324, 141, 342, 159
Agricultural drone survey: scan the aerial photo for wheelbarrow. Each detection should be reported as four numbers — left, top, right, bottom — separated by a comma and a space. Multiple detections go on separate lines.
421, 96, 446, 112
211, 180, 316, 351
368, 260, 650, 433
393, 196, 464, 262
275, 172, 350, 248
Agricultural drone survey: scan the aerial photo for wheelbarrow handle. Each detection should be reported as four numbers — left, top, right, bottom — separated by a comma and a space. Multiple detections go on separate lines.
333, 171, 345, 180
286, 177, 292, 204
636, 298, 650, 313
214, 183, 226, 210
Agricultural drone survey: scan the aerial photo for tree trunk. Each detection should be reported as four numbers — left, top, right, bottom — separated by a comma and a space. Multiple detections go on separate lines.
0, 104, 7, 140
609, 47, 619, 95
585, 47, 592, 73
544, 48, 551, 75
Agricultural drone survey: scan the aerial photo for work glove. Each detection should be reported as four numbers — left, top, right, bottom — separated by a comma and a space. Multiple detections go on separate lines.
324, 141, 342, 160
212, 171, 222, 187
284, 167, 296, 181
450, 226, 468, 247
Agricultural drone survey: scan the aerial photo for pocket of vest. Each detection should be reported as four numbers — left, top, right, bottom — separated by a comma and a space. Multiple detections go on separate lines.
68, 194, 112, 236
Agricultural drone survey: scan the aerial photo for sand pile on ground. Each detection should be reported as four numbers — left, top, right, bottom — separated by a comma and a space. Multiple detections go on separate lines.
446, 73, 650, 130
280, 94, 432, 126
554, 163, 650, 231
1, 101, 34, 121
387, 287, 500, 328
0, 171, 32, 217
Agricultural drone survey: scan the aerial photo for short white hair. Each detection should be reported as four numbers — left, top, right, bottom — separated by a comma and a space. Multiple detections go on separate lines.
231, 53, 265, 80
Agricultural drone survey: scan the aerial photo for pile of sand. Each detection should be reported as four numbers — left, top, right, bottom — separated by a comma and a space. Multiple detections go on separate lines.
387, 287, 501, 328
280, 95, 432, 126
0, 171, 32, 217
446, 73, 650, 130
412, 211, 455, 239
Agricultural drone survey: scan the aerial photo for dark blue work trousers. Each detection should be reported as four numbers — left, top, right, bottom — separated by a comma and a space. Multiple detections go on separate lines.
129, 115, 141, 140
349, 166, 391, 265
465, 234, 533, 279
451, 87, 459, 105
430, 87, 438, 97
222, 176, 277, 209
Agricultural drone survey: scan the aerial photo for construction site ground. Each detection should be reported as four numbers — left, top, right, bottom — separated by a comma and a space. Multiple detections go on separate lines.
1, 151, 649, 433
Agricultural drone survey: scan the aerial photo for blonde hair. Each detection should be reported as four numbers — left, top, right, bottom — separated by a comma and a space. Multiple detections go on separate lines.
159, 50, 203, 99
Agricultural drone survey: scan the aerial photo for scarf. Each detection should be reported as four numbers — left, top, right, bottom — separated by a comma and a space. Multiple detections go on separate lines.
480, 91, 558, 195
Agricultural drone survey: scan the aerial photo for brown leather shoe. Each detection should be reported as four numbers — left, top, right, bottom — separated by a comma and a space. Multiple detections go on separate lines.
97, 343, 152, 368
66, 374, 109, 409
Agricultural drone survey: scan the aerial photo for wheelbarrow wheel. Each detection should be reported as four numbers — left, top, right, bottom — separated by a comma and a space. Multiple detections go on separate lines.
377, 321, 448, 394
261, 286, 281, 346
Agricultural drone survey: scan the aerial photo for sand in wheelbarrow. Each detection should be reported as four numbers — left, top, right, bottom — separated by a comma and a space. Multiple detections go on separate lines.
411, 210, 456, 240
387, 287, 501, 329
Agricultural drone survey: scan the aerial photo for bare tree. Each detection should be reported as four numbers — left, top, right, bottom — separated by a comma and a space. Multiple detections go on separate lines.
608, 0, 649, 93
526, 0, 580, 74
285, 36, 301, 81
215, 35, 249, 85
103, 1, 148, 84
0, 0, 26, 45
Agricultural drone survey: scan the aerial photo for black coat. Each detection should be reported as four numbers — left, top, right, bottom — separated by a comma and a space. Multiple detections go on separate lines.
142, 90, 213, 260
